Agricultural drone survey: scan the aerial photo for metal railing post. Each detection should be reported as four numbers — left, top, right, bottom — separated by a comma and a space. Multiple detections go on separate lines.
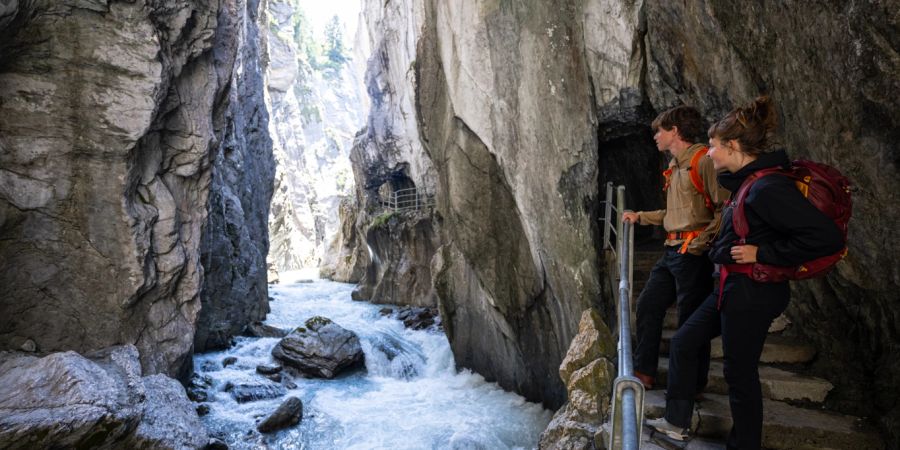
615, 186, 625, 279
607, 186, 644, 450
603, 182, 614, 250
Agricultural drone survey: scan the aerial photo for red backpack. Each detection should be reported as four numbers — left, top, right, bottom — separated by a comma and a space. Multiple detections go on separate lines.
730, 160, 852, 282
662, 146, 715, 211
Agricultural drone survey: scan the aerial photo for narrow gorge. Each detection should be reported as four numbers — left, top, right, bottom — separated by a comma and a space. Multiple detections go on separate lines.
1, 0, 898, 449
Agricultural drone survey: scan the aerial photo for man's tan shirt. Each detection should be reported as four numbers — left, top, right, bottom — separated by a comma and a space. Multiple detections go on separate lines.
637, 143, 730, 255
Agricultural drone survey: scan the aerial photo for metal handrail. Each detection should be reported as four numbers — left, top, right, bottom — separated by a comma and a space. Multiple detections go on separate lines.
605, 184, 643, 450
380, 187, 435, 212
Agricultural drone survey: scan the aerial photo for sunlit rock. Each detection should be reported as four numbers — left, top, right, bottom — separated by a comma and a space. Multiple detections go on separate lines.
539, 309, 616, 449
271, 316, 364, 378
0, 345, 208, 449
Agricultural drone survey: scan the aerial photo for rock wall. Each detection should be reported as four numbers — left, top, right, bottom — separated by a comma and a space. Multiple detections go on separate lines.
351, 210, 438, 307
319, 195, 367, 282
349, 0, 899, 438
195, 0, 275, 353
265, 0, 367, 273
348, 0, 603, 408
0, 0, 274, 377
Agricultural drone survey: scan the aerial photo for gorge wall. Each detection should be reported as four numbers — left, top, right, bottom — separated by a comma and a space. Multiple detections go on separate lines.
265, 0, 368, 274
341, 0, 900, 441
0, 0, 274, 377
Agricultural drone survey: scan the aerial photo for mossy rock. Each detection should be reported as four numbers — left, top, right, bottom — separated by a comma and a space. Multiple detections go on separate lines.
369, 211, 396, 229
304, 316, 333, 331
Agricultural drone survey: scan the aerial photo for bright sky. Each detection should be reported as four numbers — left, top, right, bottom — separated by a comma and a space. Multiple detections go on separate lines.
298, 0, 361, 44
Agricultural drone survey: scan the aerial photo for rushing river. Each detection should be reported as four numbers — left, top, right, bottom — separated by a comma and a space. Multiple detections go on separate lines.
194, 271, 553, 450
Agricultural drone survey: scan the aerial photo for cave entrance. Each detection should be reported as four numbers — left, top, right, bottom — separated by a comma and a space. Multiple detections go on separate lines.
597, 125, 666, 245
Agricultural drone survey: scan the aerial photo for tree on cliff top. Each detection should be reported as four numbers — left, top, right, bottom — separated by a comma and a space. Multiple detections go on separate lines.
321, 15, 348, 79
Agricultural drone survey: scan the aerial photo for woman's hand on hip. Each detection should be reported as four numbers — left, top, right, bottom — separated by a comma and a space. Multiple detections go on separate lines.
731, 245, 758, 264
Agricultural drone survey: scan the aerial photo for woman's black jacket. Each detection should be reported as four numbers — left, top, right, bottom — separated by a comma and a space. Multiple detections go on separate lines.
709, 150, 844, 266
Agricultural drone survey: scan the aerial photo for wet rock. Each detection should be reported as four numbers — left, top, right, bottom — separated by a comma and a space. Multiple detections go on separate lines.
244, 321, 289, 338
19, 340, 36, 352
262, 373, 283, 383
256, 396, 303, 433
395, 306, 440, 330
197, 404, 210, 416
225, 382, 287, 404
283, 381, 298, 390
207, 437, 229, 450
271, 316, 364, 378
379, 307, 394, 316
187, 374, 213, 403
256, 364, 283, 375
222, 357, 238, 368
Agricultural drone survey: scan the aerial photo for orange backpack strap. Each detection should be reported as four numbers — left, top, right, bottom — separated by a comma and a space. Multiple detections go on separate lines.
689, 146, 714, 211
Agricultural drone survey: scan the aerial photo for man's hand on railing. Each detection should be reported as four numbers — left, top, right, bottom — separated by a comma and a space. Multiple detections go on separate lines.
622, 211, 640, 224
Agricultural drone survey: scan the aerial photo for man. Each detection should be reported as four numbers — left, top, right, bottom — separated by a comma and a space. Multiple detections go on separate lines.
622, 105, 728, 394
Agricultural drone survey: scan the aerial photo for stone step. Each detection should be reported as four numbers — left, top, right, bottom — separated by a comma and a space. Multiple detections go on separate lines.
655, 357, 833, 403
601, 421, 726, 450
643, 391, 884, 449
660, 331, 816, 364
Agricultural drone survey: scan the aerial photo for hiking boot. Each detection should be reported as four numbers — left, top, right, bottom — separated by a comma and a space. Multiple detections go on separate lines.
634, 370, 655, 389
645, 417, 690, 441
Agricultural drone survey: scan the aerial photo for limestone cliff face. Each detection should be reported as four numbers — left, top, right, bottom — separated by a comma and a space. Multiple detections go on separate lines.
0, 0, 274, 377
195, 0, 275, 353
349, 0, 900, 434
326, 0, 440, 297
265, 0, 367, 273
350, 0, 602, 407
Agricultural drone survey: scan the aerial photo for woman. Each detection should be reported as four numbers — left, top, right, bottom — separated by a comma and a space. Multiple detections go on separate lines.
645, 96, 844, 449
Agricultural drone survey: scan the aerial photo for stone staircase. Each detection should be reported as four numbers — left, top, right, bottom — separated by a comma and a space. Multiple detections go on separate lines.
626, 244, 884, 449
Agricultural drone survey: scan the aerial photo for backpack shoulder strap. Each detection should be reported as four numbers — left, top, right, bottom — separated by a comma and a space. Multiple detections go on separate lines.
732, 167, 786, 239
689, 146, 714, 211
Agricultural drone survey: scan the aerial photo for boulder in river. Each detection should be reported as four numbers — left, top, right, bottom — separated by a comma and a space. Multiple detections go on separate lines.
244, 321, 289, 338
0, 345, 208, 449
225, 382, 287, 404
395, 306, 440, 331
271, 316, 364, 378
257, 396, 303, 433
256, 364, 283, 375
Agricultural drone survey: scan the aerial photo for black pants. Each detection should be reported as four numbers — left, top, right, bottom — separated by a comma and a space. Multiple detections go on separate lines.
665, 274, 789, 450
633, 246, 713, 390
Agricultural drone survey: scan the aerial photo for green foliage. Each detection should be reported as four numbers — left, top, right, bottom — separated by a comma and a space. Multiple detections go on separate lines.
335, 169, 350, 192
305, 316, 333, 329
285, 7, 351, 81
320, 15, 349, 79
370, 211, 397, 229
288, 5, 319, 68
